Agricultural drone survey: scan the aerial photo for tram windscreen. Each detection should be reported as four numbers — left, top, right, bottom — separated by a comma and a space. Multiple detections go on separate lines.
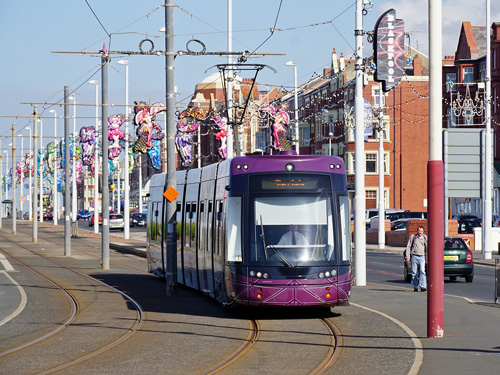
252, 196, 335, 266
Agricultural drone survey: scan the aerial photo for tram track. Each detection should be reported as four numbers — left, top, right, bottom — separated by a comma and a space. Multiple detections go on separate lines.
200, 315, 341, 375
2, 223, 343, 374
0, 232, 145, 374
310, 317, 342, 375
201, 319, 260, 375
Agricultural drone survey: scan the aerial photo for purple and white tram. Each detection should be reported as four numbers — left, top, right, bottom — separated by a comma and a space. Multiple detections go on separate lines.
146, 151, 352, 307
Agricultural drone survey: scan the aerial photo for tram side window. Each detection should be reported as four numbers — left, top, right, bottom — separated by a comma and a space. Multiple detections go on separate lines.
191, 203, 197, 247
150, 203, 160, 241
226, 196, 242, 262
185, 203, 193, 247
207, 200, 213, 253
215, 200, 224, 256
198, 201, 205, 251
176, 202, 182, 240
339, 195, 351, 262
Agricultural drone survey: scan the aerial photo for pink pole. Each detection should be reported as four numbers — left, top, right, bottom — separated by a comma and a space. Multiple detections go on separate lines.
427, 160, 444, 337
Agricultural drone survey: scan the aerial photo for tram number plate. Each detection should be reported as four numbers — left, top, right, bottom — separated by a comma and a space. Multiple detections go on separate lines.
444, 255, 459, 260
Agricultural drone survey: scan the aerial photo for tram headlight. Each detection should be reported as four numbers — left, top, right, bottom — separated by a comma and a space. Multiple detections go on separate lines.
331, 269, 337, 277
285, 163, 295, 172
236, 164, 242, 170
249, 270, 271, 279
325, 271, 331, 278
318, 272, 325, 279
243, 164, 249, 170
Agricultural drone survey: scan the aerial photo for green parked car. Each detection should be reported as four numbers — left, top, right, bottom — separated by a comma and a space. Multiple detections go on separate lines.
404, 236, 474, 283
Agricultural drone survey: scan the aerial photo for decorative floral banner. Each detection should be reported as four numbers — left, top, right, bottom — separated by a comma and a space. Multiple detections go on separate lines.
258, 103, 291, 151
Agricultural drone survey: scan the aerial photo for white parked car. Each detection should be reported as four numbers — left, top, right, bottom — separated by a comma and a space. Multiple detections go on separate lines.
109, 213, 125, 231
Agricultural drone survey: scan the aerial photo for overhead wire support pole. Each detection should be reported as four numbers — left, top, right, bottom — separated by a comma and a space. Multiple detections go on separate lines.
377, 82, 385, 249
64, 86, 71, 256
33, 107, 39, 242
227, 0, 234, 158
11, 123, 16, 234
354, 0, 366, 286
101, 51, 110, 270
483, 0, 492, 260
427, 0, 444, 338
165, 0, 177, 296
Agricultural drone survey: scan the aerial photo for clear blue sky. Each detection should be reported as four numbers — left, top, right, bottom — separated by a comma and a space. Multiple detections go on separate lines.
1, 0, 498, 141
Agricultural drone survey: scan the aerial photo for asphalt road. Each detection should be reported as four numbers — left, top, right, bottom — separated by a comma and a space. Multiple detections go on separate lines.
366, 251, 497, 303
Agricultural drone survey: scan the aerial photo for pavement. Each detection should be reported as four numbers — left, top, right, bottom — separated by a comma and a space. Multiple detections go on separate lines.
2, 219, 500, 374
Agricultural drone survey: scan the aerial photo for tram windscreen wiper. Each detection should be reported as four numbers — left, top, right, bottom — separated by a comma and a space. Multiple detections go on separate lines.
267, 244, 294, 268
259, 216, 269, 260
259, 216, 293, 267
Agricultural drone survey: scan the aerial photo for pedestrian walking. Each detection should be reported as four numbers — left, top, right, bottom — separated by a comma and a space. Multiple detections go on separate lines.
404, 225, 428, 291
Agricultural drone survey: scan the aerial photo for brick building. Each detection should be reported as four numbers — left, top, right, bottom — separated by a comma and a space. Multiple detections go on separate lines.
279, 48, 430, 213
441, 21, 500, 217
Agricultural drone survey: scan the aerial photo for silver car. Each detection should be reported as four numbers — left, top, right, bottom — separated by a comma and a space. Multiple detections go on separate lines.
109, 213, 125, 231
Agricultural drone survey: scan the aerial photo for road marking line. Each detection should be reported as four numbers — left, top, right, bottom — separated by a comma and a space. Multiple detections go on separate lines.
351, 298, 423, 375
0, 254, 14, 271
0, 271, 28, 327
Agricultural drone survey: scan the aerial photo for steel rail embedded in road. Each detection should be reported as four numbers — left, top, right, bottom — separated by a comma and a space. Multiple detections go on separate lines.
0, 245, 79, 357
310, 318, 342, 375
200, 319, 259, 375
0, 233, 145, 373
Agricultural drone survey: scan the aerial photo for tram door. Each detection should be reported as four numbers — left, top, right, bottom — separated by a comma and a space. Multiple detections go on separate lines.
213, 199, 225, 300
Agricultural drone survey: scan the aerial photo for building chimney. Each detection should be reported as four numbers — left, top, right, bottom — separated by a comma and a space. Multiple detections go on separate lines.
331, 48, 339, 74
412, 54, 422, 76
339, 53, 345, 71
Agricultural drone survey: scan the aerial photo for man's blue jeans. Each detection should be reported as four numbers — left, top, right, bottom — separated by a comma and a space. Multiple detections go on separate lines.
411, 255, 427, 290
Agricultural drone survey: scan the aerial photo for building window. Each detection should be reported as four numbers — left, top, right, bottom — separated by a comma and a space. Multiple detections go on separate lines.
346, 125, 354, 142
463, 66, 474, 83
494, 86, 497, 114
366, 153, 377, 173
372, 86, 385, 107
446, 72, 456, 92
329, 116, 334, 134
366, 190, 376, 199
446, 107, 457, 128
479, 64, 486, 81
300, 126, 310, 146
346, 151, 354, 174
315, 118, 322, 141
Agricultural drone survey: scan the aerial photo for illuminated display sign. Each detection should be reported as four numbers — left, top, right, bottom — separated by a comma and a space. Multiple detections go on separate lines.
251, 175, 330, 191
374, 9, 405, 92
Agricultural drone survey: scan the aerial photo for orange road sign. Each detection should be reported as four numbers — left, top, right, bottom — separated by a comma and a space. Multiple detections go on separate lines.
163, 187, 179, 202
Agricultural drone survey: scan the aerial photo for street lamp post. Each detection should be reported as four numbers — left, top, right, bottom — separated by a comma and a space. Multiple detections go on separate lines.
26, 126, 32, 221
49, 110, 58, 226
88, 80, 99, 234
328, 132, 333, 156
3, 150, 8, 222
117, 59, 130, 238
39, 119, 44, 223
285, 61, 299, 154
18, 134, 24, 219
